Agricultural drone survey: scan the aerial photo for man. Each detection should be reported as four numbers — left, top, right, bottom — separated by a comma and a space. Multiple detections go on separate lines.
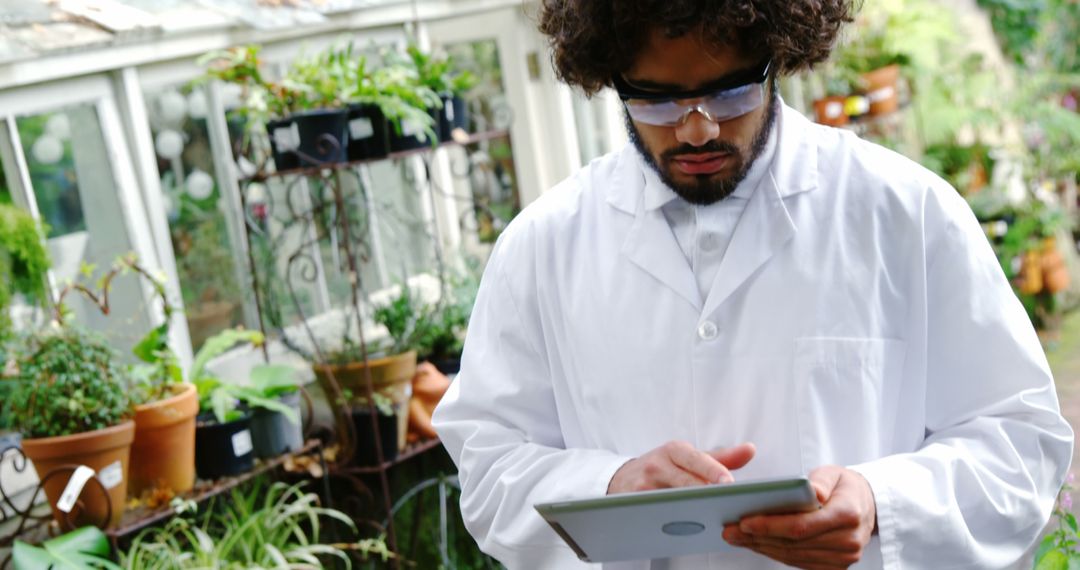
432, 1, 1074, 568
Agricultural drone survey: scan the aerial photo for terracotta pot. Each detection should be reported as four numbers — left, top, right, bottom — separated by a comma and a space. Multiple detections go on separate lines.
1019, 250, 1044, 295
21, 421, 135, 528
1042, 238, 1070, 294
129, 383, 198, 497
313, 351, 417, 451
185, 301, 237, 349
861, 64, 901, 116
813, 96, 849, 127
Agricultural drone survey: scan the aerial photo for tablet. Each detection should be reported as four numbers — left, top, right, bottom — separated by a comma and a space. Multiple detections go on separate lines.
534, 476, 819, 563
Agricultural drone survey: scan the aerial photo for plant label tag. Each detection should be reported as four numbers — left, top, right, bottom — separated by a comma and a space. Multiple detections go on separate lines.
349, 118, 374, 140
56, 466, 96, 513
401, 119, 422, 138
97, 461, 123, 490
232, 429, 254, 457
273, 123, 301, 152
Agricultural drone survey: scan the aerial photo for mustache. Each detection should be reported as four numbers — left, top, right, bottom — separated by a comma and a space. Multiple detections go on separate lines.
661, 140, 739, 161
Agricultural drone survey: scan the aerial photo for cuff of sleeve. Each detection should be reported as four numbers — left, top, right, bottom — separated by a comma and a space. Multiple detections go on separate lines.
590, 454, 636, 497
849, 459, 903, 570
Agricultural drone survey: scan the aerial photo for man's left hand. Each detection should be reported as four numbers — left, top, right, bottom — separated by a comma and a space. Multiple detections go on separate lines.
722, 465, 877, 569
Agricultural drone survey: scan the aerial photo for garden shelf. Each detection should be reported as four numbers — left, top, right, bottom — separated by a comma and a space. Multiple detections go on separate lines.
0, 440, 328, 569
350, 438, 442, 475
241, 128, 511, 182
104, 440, 328, 544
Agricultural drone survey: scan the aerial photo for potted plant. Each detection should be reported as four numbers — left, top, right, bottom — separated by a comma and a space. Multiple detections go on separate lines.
234, 363, 304, 459
4, 327, 135, 528
189, 329, 264, 480
271, 51, 351, 168
406, 45, 477, 142
199, 45, 349, 171
351, 392, 399, 466
834, 28, 909, 116
373, 61, 443, 153
416, 269, 479, 375
127, 272, 199, 499
309, 286, 431, 459
812, 61, 860, 127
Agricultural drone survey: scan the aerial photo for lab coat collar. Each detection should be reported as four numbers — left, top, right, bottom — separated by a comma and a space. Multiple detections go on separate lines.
606, 102, 818, 216
611, 103, 811, 314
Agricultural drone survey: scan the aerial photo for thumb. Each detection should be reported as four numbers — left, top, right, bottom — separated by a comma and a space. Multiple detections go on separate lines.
707, 442, 756, 471
808, 465, 844, 505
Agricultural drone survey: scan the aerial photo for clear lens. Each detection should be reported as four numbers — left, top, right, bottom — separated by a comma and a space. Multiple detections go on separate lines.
625, 83, 764, 127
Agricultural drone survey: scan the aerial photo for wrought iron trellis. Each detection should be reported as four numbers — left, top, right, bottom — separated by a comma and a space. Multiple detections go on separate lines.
0, 444, 113, 569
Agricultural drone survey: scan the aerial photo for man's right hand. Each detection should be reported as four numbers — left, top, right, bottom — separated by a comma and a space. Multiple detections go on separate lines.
607, 441, 756, 494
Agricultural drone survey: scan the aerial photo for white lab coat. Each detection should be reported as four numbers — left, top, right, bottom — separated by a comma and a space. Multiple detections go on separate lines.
432, 104, 1073, 569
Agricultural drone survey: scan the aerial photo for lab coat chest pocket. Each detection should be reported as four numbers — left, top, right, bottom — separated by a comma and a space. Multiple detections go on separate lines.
793, 337, 906, 470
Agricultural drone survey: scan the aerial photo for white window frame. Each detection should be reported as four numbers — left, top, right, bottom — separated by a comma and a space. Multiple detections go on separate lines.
0, 75, 182, 363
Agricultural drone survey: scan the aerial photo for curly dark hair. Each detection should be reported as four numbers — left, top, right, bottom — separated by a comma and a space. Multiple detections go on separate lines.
538, 0, 859, 95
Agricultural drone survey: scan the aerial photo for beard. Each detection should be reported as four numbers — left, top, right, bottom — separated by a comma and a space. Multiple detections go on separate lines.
626, 85, 779, 206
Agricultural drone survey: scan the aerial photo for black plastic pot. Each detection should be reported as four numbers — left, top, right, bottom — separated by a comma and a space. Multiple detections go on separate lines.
350, 407, 398, 467
266, 117, 300, 172
194, 413, 255, 479
428, 355, 461, 376
388, 106, 441, 152
438, 94, 469, 142
346, 104, 391, 161
267, 109, 349, 171
250, 392, 304, 459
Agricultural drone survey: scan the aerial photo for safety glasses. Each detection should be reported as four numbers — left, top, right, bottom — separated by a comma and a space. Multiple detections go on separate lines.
613, 59, 771, 127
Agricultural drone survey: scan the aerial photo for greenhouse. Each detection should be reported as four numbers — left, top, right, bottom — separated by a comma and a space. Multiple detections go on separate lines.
0, 0, 1078, 568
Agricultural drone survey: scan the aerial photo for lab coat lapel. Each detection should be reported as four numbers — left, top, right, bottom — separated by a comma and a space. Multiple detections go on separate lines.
621, 206, 703, 311
700, 173, 796, 318
699, 104, 817, 318
610, 147, 702, 311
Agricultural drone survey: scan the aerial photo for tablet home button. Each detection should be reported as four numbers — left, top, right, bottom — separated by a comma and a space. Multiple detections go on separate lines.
662, 521, 706, 536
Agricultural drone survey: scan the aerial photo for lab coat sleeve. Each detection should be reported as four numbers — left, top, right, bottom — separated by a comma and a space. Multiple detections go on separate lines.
850, 187, 1074, 569
432, 231, 634, 567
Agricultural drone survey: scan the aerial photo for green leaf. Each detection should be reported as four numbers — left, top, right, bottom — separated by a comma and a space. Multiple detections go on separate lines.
210, 386, 238, 424
132, 324, 168, 363
14, 527, 120, 570
12, 541, 54, 569
1038, 550, 1071, 570
191, 329, 264, 381
1066, 513, 1077, 533
249, 364, 300, 398
1039, 533, 1060, 563
227, 385, 299, 425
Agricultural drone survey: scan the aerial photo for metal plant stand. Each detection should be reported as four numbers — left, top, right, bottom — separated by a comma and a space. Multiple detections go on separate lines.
235, 129, 511, 567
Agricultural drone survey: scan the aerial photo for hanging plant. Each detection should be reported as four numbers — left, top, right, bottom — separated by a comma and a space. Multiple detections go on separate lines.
0, 204, 50, 339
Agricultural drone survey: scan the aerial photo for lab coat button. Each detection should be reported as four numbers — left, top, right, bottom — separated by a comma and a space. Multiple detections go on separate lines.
697, 321, 719, 340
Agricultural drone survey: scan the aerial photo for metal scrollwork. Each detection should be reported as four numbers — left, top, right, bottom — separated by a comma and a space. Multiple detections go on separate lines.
0, 446, 111, 569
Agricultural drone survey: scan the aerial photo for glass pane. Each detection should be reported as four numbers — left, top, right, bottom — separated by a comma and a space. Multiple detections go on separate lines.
442, 39, 521, 243
572, 94, 614, 164
143, 85, 248, 350
17, 103, 153, 353
18, 112, 86, 237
